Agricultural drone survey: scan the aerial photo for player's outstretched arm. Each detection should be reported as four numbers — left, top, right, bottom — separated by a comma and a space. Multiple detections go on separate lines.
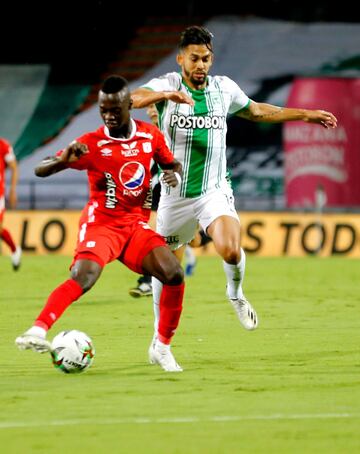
35, 141, 89, 177
131, 88, 194, 109
237, 101, 337, 129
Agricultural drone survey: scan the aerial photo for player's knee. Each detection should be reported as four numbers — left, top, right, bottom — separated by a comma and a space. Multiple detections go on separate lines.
222, 247, 240, 265
163, 263, 184, 285
70, 269, 99, 293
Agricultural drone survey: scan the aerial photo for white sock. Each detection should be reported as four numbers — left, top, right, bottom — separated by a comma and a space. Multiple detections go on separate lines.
25, 326, 47, 338
155, 339, 170, 351
152, 276, 163, 333
223, 248, 246, 300
184, 245, 196, 266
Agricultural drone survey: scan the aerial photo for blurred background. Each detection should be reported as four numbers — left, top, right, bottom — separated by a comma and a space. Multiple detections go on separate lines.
1, 0, 360, 256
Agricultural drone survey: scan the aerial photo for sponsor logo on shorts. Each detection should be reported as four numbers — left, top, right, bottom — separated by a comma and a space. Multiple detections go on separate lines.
104, 172, 118, 209
86, 241, 96, 247
165, 235, 180, 245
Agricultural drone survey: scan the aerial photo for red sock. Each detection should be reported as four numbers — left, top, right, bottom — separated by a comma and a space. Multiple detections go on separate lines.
34, 279, 83, 330
1, 228, 16, 253
158, 282, 185, 345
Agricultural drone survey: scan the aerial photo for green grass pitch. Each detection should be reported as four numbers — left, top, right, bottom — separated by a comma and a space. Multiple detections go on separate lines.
0, 255, 360, 453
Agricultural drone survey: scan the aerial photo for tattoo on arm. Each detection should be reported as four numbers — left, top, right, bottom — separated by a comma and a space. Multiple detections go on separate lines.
238, 105, 285, 121
257, 107, 284, 120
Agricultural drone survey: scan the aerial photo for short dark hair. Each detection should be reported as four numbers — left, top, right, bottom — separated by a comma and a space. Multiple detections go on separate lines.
101, 75, 128, 94
179, 26, 213, 52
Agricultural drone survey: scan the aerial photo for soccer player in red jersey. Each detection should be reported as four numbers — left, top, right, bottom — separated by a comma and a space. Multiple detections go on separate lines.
16, 75, 185, 372
0, 138, 22, 270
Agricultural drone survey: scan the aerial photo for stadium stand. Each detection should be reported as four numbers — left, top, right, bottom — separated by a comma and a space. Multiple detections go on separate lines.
3, 16, 360, 210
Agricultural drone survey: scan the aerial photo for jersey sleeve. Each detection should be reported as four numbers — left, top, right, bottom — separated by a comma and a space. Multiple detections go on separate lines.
225, 77, 251, 115
152, 129, 174, 167
55, 133, 92, 171
141, 72, 179, 92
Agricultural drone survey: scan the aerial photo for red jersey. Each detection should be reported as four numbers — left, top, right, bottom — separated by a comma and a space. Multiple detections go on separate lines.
58, 120, 174, 224
0, 138, 15, 198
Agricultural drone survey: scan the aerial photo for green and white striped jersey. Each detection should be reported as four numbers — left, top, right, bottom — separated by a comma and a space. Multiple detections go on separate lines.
142, 72, 250, 198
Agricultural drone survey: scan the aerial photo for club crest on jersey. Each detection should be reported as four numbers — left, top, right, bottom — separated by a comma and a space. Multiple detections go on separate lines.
142, 142, 152, 153
119, 162, 145, 189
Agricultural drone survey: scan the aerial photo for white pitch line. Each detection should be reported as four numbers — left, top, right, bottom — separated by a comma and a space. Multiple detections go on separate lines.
0, 413, 359, 429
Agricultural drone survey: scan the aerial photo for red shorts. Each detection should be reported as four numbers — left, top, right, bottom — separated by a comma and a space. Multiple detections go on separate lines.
72, 219, 166, 274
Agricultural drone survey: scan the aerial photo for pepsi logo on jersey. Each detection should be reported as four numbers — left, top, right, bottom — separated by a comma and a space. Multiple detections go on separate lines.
119, 162, 145, 197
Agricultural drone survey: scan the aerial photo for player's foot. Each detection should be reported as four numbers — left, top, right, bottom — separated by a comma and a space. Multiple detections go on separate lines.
129, 282, 152, 298
185, 259, 197, 277
11, 246, 22, 271
148, 339, 183, 372
148, 332, 157, 364
184, 245, 197, 276
15, 327, 51, 353
229, 296, 258, 330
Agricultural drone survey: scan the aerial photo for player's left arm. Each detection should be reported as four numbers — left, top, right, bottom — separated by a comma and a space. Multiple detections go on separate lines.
6, 159, 18, 208
237, 100, 337, 129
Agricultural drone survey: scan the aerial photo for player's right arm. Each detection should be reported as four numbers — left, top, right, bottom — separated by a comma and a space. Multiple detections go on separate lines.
131, 87, 194, 108
35, 141, 89, 177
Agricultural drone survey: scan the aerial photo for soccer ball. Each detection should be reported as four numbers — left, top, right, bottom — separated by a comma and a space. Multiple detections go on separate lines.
50, 330, 95, 374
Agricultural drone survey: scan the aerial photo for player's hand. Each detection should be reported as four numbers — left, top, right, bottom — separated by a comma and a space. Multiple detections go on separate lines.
159, 170, 181, 188
61, 141, 89, 163
164, 91, 194, 106
305, 110, 338, 129
146, 104, 159, 125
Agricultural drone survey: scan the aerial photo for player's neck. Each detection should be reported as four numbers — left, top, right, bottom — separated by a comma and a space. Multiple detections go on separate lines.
182, 76, 207, 91
107, 121, 133, 139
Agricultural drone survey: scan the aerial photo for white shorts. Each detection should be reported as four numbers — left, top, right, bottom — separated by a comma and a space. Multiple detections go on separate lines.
156, 187, 239, 250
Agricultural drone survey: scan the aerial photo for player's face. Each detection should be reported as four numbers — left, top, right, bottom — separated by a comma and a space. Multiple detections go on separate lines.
177, 44, 213, 89
99, 90, 131, 137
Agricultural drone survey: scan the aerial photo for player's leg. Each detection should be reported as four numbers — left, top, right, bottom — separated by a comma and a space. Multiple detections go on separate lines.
188, 228, 212, 248
196, 189, 258, 330
207, 215, 258, 330
15, 259, 103, 352
151, 245, 185, 335
151, 196, 197, 338
185, 229, 212, 276
129, 273, 152, 298
0, 219, 22, 271
142, 245, 185, 372
15, 220, 114, 353
184, 244, 196, 276
119, 221, 186, 372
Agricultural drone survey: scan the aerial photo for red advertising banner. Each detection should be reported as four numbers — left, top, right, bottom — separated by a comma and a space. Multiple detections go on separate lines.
284, 78, 360, 207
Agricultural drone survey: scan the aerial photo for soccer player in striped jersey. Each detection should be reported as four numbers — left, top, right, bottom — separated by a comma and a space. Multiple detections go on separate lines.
131, 25, 337, 338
